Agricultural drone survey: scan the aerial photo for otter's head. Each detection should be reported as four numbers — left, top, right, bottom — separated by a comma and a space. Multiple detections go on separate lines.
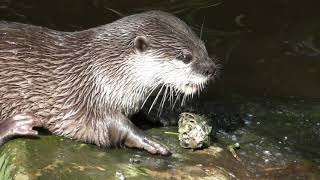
128, 11, 217, 96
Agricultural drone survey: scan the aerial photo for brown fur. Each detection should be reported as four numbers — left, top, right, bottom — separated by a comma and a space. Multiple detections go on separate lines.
0, 11, 215, 155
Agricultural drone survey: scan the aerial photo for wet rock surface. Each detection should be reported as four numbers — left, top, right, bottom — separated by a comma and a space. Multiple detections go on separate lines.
178, 112, 212, 149
1, 97, 319, 179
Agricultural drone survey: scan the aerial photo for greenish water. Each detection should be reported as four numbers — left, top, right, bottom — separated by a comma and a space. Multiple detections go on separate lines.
0, 0, 320, 179
1, 97, 319, 179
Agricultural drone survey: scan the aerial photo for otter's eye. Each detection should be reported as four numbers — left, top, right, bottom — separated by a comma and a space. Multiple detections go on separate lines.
177, 53, 193, 64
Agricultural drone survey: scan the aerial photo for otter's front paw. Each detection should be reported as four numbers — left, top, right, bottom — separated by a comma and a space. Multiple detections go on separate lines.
125, 135, 172, 156
0, 113, 44, 140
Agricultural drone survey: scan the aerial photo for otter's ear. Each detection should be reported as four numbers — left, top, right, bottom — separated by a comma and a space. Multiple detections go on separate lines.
134, 36, 149, 52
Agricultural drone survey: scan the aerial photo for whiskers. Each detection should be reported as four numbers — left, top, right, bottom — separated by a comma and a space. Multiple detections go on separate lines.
200, 16, 206, 40
148, 84, 174, 117
143, 80, 208, 117
148, 84, 165, 114
181, 80, 207, 107
156, 85, 184, 117
142, 83, 181, 117
214, 61, 223, 80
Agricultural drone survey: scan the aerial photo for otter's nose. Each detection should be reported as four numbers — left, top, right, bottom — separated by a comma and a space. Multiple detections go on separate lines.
203, 63, 216, 78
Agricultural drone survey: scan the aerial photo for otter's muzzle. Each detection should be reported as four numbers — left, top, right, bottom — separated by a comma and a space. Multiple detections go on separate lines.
193, 59, 216, 79
203, 62, 216, 78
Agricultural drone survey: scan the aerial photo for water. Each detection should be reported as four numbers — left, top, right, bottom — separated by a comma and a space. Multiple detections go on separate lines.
1, 97, 319, 179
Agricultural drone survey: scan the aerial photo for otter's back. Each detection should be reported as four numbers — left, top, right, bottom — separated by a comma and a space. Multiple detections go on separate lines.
0, 22, 64, 120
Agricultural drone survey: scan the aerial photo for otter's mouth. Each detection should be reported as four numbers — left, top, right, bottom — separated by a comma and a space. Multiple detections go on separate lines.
181, 83, 200, 95
180, 77, 209, 95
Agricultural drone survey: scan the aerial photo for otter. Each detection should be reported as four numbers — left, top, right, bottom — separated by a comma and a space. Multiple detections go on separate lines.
0, 11, 216, 155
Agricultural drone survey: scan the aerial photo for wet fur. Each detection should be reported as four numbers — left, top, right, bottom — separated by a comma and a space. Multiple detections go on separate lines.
0, 11, 214, 151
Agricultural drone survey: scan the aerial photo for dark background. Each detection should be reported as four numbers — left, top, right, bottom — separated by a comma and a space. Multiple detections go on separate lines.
1, 0, 319, 99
